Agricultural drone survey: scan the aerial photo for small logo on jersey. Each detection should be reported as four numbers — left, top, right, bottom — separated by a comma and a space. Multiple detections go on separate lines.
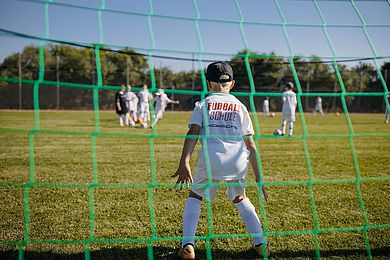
209, 124, 238, 130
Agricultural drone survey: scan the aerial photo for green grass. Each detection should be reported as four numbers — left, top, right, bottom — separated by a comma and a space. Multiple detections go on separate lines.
0, 110, 389, 259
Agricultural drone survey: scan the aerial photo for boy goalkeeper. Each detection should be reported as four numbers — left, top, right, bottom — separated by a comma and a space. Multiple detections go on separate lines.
172, 61, 268, 259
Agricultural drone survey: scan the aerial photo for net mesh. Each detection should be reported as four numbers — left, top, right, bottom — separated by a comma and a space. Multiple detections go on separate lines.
0, 0, 390, 259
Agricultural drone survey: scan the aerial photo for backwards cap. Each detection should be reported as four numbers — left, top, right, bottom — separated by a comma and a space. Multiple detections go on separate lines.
206, 61, 234, 83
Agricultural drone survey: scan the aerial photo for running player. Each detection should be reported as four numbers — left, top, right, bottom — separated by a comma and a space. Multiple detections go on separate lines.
151, 88, 179, 128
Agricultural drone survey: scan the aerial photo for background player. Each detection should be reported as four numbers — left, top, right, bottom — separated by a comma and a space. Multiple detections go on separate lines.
263, 96, 270, 117
125, 84, 138, 126
115, 85, 128, 127
314, 96, 325, 115
172, 61, 268, 259
151, 88, 180, 128
281, 82, 297, 136
137, 83, 153, 128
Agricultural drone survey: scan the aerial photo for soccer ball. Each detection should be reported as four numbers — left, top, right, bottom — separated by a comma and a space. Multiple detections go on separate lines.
270, 112, 275, 117
273, 129, 283, 136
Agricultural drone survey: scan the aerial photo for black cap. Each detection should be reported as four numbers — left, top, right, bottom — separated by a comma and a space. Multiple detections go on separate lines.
206, 61, 234, 83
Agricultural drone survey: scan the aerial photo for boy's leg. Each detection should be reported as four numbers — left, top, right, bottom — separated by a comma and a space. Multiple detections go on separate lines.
179, 191, 202, 259
139, 104, 148, 128
118, 115, 124, 127
288, 120, 294, 136
128, 112, 136, 126
131, 108, 138, 122
281, 119, 287, 135
182, 192, 203, 248
125, 113, 130, 126
234, 196, 266, 247
152, 110, 163, 127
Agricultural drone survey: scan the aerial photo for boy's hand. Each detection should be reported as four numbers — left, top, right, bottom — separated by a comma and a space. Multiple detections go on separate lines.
171, 163, 193, 192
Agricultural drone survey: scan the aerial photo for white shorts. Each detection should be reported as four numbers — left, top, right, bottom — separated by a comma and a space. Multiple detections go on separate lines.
191, 174, 247, 202
139, 102, 150, 120
155, 109, 164, 119
282, 112, 295, 122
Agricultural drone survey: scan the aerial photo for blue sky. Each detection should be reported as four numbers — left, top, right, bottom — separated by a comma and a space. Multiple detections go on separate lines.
1, 0, 390, 71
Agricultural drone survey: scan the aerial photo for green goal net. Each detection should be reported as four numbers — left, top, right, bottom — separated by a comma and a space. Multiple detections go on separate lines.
0, 0, 389, 259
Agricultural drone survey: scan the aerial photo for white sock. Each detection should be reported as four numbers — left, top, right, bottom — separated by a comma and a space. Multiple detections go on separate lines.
288, 121, 294, 136
281, 119, 287, 135
182, 197, 202, 247
235, 198, 266, 246
119, 116, 124, 126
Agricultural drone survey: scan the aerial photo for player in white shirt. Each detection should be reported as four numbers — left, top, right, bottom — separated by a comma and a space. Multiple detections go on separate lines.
172, 62, 268, 259
151, 88, 179, 127
281, 82, 297, 136
314, 96, 325, 115
125, 85, 139, 126
137, 83, 153, 128
263, 97, 270, 117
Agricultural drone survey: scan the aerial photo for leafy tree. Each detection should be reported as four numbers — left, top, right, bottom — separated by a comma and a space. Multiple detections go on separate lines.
0, 45, 41, 81
230, 50, 286, 91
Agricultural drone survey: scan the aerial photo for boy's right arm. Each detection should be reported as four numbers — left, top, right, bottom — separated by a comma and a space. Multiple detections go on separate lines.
244, 136, 268, 202
172, 124, 200, 191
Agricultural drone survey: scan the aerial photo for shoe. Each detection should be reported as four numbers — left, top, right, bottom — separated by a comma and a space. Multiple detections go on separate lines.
178, 243, 195, 260
253, 243, 270, 257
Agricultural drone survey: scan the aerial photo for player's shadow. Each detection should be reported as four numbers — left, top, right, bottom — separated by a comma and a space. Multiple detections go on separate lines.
0, 246, 389, 259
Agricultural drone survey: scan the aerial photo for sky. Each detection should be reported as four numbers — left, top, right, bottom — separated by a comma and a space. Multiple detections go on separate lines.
0, 0, 390, 72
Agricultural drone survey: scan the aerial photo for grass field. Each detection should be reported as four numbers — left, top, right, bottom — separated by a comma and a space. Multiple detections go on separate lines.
0, 110, 389, 259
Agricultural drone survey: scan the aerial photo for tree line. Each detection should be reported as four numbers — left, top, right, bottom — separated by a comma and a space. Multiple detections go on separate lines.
0, 44, 389, 112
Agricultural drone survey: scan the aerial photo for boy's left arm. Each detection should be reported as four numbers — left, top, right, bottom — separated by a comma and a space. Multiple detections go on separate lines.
244, 136, 268, 202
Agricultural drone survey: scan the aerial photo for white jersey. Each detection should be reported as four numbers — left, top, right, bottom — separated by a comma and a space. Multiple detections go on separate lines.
154, 93, 172, 121
125, 91, 138, 111
282, 90, 297, 120
189, 93, 254, 181
155, 94, 172, 112
138, 89, 150, 104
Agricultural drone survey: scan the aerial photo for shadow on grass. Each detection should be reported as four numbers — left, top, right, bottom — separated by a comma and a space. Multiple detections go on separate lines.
1, 246, 389, 259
